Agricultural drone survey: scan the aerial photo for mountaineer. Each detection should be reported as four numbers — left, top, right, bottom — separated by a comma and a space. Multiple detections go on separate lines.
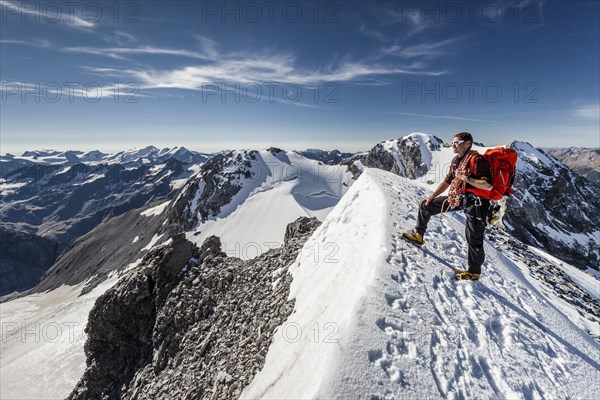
402, 132, 493, 281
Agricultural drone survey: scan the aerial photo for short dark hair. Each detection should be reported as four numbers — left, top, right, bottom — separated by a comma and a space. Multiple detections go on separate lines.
454, 131, 473, 143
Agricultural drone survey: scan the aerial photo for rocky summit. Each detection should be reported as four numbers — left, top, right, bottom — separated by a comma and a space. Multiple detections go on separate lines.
69, 217, 321, 400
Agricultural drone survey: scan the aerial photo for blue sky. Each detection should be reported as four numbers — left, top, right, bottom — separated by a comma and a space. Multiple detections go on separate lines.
1, 0, 598, 154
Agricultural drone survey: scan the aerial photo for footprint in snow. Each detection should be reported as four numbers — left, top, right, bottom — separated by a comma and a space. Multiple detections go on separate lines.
369, 349, 410, 387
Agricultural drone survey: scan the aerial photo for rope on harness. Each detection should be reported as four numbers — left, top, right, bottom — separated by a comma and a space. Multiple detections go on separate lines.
447, 150, 476, 209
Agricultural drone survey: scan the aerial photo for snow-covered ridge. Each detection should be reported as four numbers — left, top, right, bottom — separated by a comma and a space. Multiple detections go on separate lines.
3, 137, 600, 399
175, 148, 354, 260
243, 167, 600, 399
242, 166, 389, 399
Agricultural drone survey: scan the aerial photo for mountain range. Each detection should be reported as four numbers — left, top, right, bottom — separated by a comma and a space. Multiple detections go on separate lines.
542, 147, 600, 184
0, 147, 213, 296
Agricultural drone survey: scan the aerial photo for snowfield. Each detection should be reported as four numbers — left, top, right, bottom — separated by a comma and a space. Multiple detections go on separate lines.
186, 149, 353, 260
242, 168, 600, 399
0, 275, 120, 399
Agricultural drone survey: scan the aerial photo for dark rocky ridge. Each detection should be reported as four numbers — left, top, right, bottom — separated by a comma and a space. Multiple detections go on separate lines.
69, 217, 321, 400
165, 151, 259, 231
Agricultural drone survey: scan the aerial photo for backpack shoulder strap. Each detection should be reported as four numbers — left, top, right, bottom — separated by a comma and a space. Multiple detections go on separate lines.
465, 150, 479, 172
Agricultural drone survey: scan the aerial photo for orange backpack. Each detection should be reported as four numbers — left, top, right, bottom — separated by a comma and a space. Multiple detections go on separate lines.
466, 147, 518, 200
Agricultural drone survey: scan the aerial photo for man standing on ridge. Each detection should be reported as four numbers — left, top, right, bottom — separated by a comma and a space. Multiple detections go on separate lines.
402, 132, 493, 281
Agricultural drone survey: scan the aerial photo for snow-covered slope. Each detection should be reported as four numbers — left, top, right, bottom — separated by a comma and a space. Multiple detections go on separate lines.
242, 168, 600, 399
0, 271, 122, 399
0, 210, 173, 400
169, 148, 353, 259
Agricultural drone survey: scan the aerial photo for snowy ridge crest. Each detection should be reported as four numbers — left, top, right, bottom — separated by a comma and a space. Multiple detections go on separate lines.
243, 167, 600, 399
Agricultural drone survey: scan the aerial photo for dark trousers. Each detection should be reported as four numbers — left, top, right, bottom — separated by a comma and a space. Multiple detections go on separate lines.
415, 195, 489, 274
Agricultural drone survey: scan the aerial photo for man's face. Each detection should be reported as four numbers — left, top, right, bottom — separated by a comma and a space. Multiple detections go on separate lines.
452, 137, 469, 155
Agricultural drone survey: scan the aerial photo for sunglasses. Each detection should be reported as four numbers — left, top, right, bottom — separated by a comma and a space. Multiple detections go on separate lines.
452, 140, 465, 146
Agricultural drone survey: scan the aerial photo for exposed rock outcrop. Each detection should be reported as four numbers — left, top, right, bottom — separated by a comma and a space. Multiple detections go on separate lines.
351, 134, 443, 180
69, 217, 321, 400
165, 151, 258, 231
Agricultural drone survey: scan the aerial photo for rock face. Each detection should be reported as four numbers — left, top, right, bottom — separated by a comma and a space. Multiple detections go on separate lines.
69, 217, 321, 400
352, 134, 443, 179
165, 151, 257, 231
0, 228, 67, 296
396, 135, 442, 178
504, 142, 600, 270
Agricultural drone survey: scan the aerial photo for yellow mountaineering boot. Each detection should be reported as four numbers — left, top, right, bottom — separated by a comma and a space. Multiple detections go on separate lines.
454, 270, 481, 281
401, 231, 425, 247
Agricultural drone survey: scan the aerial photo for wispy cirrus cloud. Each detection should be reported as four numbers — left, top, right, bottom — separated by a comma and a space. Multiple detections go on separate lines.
358, 22, 386, 41
62, 45, 218, 61
382, 37, 465, 59
387, 6, 441, 37
105, 31, 137, 46
83, 52, 447, 92
395, 112, 500, 123
194, 35, 219, 60
62, 34, 220, 61
0, 0, 94, 29
0, 38, 50, 47
573, 104, 600, 120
